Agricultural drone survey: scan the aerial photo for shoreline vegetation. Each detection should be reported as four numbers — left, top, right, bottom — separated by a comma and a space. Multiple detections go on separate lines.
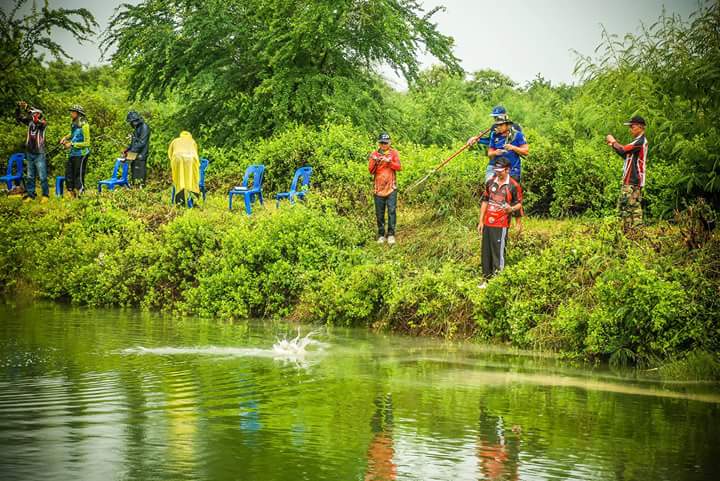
1, 188, 718, 381
1, 1, 719, 380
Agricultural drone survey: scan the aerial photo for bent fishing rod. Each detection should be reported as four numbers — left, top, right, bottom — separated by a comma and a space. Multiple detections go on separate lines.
43, 132, 127, 165
404, 126, 493, 194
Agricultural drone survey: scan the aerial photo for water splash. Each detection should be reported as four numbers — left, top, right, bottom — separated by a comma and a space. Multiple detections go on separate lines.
272, 331, 324, 358
121, 331, 326, 365
121, 346, 270, 357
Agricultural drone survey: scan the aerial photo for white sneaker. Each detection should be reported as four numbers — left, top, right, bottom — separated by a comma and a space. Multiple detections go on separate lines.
377, 236, 386, 244
478, 281, 488, 289
387, 235, 396, 245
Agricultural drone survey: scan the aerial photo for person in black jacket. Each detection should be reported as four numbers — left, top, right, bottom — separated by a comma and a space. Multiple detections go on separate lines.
15, 101, 49, 201
124, 111, 151, 186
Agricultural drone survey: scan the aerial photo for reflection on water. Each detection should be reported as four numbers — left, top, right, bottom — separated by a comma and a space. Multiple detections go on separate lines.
477, 405, 520, 481
0, 303, 719, 481
366, 394, 396, 481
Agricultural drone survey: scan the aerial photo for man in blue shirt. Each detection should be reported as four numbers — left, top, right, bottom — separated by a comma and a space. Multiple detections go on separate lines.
473, 106, 513, 147
468, 110, 528, 181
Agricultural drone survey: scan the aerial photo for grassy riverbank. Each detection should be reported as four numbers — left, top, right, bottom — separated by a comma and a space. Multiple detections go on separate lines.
2, 189, 718, 377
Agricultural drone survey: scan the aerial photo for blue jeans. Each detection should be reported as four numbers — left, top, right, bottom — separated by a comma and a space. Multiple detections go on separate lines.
25, 152, 48, 198
374, 190, 397, 237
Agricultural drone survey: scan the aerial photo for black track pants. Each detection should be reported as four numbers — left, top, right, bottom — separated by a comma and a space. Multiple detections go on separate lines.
65, 155, 88, 193
482, 225, 508, 279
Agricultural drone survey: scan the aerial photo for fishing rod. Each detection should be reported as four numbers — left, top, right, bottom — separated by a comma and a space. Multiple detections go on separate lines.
45, 143, 64, 159
94, 133, 128, 147
404, 126, 493, 194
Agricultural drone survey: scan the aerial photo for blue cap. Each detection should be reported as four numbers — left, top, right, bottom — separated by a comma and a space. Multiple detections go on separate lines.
490, 105, 507, 117
378, 132, 391, 143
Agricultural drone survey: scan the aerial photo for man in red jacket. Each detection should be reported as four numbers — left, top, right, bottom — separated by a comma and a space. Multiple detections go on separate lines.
369, 133, 402, 245
478, 157, 523, 288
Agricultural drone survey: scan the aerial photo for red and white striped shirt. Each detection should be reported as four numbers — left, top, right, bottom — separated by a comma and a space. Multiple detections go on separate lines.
613, 134, 649, 187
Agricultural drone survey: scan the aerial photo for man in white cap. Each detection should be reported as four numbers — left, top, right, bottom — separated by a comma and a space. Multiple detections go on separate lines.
478, 157, 523, 288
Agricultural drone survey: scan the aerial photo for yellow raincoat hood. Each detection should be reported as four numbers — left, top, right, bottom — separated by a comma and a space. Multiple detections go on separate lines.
168, 131, 200, 195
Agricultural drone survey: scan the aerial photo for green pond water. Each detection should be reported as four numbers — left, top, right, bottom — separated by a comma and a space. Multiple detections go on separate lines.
1, 303, 719, 481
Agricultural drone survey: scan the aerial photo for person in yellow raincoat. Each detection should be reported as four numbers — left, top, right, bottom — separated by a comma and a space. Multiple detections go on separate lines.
168, 131, 200, 206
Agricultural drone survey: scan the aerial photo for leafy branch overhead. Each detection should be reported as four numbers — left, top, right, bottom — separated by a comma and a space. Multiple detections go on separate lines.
103, 0, 462, 140
0, 0, 97, 104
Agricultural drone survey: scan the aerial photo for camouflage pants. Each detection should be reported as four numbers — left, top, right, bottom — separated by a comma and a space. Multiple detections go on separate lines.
619, 184, 643, 232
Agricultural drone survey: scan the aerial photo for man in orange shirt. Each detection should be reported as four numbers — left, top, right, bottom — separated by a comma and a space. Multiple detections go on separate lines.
369, 133, 402, 245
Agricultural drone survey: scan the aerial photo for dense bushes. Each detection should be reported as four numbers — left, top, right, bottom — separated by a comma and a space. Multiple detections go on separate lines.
0, 192, 368, 318
186, 205, 365, 318
584, 255, 689, 364
298, 262, 399, 327
384, 266, 478, 338
475, 220, 719, 366
2, 192, 717, 372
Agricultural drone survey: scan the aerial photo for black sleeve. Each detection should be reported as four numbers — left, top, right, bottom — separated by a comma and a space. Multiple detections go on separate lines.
509, 183, 523, 206
509, 181, 524, 217
128, 123, 150, 153
15, 107, 30, 126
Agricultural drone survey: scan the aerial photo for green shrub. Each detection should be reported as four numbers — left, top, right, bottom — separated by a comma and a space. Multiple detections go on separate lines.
142, 211, 228, 309
185, 205, 364, 319
385, 266, 478, 338
477, 234, 604, 347
297, 262, 398, 327
644, 162, 682, 219
521, 128, 562, 215
550, 298, 592, 353
584, 253, 689, 364
550, 139, 619, 217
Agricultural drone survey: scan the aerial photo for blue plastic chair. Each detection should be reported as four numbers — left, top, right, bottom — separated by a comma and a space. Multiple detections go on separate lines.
171, 157, 209, 208
0, 153, 25, 190
55, 176, 65, 197
98, 158, 130, 192
275, 166, 312, 207
228, 164, 265, 214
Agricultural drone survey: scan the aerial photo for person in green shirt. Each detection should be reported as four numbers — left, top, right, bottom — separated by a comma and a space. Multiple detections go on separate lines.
60, 105, 91, 197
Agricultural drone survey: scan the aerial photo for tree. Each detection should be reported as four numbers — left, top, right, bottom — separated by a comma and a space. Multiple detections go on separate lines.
103, 0, 462, 143
465, 69, 516, 103
398, 65, 477, 146
0, 0, 97, 108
